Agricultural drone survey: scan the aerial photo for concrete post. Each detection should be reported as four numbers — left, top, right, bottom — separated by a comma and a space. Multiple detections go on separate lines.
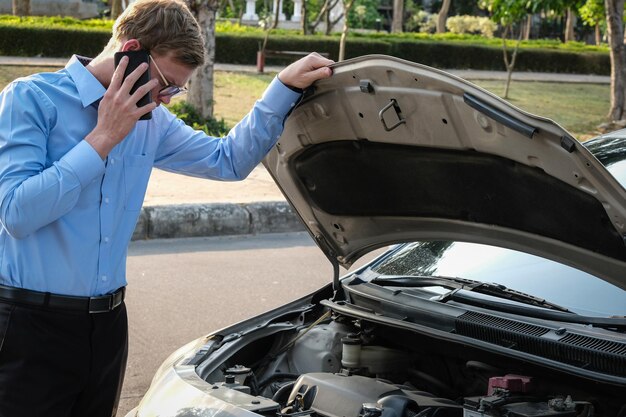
291, 0, 302, 22
242, 0, 257, 20
273, 0, 286, 21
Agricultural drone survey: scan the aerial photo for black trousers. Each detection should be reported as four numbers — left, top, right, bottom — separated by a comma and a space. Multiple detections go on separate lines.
0, 299, 128, 417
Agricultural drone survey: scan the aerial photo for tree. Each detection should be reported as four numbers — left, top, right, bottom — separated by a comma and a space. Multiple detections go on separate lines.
482, 0, 541, 98
111, 0, 124, 19
391, 0, 404, 32
579, 0, 605, 44
549, 0, 584, 42
302, 0, 310, 33
303, 0, 343, 34
338, 0, 355, 60
346, 0, 384, 29
11, 0, 30, 16
522, 14, 532, 40
436, 0, 452, 33
605, 0, 626, 121
564, 7, 577, 40
186, 0, 219, 119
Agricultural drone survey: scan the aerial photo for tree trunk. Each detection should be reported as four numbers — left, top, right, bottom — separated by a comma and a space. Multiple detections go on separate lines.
436, 0, 451, 34
187, 0, 219, 119
301, 0, 309, 34
391, 0, 404, 33
261, 0, 281, 52
12, 0, 30, 16
564, 8, 577, 42
523, 14, 532, 40
325, 5, 332, 35
595, 24, 601, 45
111, 0, 123, 19
310, 0, 333, 33
502, 24, 523, 99
605, 0, 626, 120
338, 0, 355, 61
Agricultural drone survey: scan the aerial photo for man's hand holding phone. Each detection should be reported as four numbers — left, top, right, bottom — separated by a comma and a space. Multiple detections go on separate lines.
85, 53, 158, 160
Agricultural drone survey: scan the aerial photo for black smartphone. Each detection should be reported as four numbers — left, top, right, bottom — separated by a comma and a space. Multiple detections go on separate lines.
114, 50, 152, 120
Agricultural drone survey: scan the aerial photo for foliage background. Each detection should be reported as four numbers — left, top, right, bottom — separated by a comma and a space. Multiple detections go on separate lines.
0, 16, 611, 75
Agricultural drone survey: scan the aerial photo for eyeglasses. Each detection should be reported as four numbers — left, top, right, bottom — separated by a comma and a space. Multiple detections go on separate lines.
149, 54, 188, 98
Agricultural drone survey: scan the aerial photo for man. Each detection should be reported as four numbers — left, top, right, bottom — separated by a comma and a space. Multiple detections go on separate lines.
0, 0, 334, 415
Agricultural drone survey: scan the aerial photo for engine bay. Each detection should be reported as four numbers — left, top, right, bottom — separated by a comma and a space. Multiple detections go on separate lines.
199, 310, 626, 417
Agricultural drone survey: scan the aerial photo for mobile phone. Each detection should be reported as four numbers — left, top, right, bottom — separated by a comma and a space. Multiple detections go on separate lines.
114, 50, 152, 120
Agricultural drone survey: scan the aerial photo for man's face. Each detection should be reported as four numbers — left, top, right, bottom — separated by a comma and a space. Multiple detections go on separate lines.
149, 52, 195, 106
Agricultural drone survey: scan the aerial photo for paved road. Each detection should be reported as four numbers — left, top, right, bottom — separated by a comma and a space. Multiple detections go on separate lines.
119, 233, 337, 415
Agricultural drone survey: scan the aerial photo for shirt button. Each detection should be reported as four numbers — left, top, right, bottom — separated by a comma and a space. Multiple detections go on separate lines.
103, 237, 110, 243
104, 197, 110, 204
101, 275, 108, 282
110, 158, 115, 165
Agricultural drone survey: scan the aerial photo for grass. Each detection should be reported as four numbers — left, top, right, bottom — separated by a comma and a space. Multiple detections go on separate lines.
470, 80, 609, 140
0, 65, 609, 140
212, 71, 275, 126
0, 65, 61, 85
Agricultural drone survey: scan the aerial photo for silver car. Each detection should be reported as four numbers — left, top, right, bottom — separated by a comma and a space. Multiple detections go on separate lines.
126, 55, 626, 417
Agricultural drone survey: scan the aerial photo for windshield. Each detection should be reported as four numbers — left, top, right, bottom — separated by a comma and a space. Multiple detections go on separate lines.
585, 133, 626, 185
370, 241, 626, 318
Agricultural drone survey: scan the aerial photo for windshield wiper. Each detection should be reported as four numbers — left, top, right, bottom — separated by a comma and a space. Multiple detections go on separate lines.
369, 275, 626, 330
370, 275, 573, 313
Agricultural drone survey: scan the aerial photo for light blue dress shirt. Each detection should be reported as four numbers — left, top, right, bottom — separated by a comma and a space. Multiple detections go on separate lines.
0, 55, 301, 297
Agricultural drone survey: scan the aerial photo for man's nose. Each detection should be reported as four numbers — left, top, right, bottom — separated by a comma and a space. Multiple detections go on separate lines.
159, 95, 172, 105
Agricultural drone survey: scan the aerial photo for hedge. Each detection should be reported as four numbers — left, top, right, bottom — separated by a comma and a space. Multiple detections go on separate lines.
0, 24, 611, 75
0, 25, 109, 57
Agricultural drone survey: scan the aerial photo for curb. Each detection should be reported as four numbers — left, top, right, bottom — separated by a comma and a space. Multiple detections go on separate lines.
132, 201, 306, 240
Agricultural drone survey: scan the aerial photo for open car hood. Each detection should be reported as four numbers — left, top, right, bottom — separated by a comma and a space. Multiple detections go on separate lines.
263, 55, 626, 290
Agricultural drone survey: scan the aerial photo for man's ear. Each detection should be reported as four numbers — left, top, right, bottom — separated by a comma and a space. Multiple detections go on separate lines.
121, 39, 142, 52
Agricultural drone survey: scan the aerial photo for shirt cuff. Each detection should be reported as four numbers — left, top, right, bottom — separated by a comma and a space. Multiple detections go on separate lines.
61, 140, 106, 188
262, 76, 303, 117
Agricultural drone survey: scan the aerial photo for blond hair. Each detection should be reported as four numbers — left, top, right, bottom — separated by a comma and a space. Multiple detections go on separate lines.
105, 0, 205, 67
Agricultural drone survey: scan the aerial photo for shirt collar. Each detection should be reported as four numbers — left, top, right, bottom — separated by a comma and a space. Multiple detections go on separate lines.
65, 55, 107, 108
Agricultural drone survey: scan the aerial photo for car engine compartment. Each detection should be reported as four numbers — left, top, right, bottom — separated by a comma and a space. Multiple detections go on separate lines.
199, 308, 626, 417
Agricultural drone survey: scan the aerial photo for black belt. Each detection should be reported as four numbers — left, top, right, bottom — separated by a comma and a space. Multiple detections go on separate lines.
0, 285, 125, 313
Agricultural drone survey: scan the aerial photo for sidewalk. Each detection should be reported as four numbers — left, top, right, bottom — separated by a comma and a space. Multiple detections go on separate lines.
1, 55, 611, 239
0, 55, 611, 84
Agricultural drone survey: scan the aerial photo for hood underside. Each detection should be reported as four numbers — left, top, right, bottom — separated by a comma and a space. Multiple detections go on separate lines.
263, 55, 626, 289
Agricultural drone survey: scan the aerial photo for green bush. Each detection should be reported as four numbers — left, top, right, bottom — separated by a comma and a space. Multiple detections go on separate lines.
0, 25, 110, 57
389, 40, 501, 70
167, 101, 231, 137
0, 15, 113, 29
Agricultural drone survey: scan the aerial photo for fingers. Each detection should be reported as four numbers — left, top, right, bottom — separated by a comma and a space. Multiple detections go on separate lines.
110, 55, 128, 89
110, 56, 151, 94
108, 58, 157, 116
129, 78, 158, 103
278, 52, 335, 90
136, 101, 158, 118
119, 62, 150, 95
305, 53, 334, 68
305, 66, 333, 83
